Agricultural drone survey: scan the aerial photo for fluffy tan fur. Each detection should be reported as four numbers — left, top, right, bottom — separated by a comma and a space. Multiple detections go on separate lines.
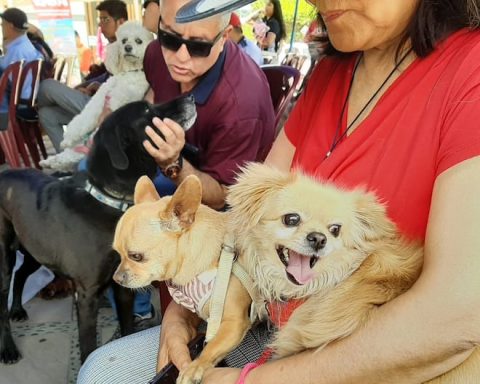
113, 176, 251, 384
227, 163, 480, 383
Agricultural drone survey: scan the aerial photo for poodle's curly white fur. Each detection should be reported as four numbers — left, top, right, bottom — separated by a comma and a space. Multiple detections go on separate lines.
40, 22, 154, 172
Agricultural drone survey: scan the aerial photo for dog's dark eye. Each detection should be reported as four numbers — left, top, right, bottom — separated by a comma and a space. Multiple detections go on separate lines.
135, 38, 143, 44
128, 252, 144, 262
328, 224, 342, 237
122, 38, 128, 44
282, 213, 301, 227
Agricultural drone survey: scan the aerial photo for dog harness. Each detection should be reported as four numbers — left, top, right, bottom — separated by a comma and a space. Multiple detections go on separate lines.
166, 269, 217, 315
166, 233, 259, 343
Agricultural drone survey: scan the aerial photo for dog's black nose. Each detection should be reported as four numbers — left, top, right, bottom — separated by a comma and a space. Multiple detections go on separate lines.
306, 232, 327, 251
124, 44, 133, 53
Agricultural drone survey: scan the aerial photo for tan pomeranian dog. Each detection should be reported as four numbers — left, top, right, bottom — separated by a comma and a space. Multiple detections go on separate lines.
112, 175, 252, 384
227, 163, 480, 383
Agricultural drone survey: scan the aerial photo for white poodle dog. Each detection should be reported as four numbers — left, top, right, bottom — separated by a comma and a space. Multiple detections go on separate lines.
40, 21, 154, 172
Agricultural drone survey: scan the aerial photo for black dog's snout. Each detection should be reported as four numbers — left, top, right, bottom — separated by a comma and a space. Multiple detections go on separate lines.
307, 232, 327, 251
124, 44, 133, 53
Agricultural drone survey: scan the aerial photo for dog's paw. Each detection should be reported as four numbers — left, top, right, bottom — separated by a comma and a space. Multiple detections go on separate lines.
0, 343, 22, 364
177, 360, 212, 384
60, 138, 73, 150
9, 307, 28, 322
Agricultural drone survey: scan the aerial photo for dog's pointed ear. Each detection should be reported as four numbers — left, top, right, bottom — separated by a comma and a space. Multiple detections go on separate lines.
227, 162, 294, 230
134, 176, 160, 204
351, 191, 397, 247
165, 175, 202, 228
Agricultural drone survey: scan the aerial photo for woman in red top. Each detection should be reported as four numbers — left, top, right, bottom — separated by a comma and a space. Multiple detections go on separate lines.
198, 0, 480, 383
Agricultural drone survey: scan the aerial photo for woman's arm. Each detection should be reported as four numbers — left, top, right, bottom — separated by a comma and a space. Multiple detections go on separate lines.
264, 129, 295, 172
242, 155, 480, 383
203, 155, 480, 383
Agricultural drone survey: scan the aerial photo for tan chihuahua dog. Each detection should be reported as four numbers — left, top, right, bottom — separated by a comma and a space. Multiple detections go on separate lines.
113, 175, 251, 384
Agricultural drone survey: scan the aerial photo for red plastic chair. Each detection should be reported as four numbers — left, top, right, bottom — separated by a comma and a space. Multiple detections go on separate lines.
0, 60, 32, 168
261, 65, 301, 133
16, 59, 47, 169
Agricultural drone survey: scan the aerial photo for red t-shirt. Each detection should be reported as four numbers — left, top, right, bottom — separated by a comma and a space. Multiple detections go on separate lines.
285, 29, 480, 241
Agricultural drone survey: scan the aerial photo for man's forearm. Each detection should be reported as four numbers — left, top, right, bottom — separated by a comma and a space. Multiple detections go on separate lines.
246, 282, 479, 384
173, 160, 227, 210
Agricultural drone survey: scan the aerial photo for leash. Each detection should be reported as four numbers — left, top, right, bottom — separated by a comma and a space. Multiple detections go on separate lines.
205, 232, 236, 342
205, 233, 259, 342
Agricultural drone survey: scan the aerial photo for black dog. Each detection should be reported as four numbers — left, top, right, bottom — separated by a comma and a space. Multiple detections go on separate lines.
0, 95, 197, 364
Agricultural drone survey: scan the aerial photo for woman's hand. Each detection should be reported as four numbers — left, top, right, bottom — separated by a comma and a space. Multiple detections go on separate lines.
143, 117, 186, 169
157, 301, 201, 372
202, 367, 242, 384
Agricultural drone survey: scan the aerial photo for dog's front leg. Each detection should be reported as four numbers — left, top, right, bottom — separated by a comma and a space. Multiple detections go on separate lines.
76, 287, 100, 362
112, 282, 135, 336
177, 280, 251, 384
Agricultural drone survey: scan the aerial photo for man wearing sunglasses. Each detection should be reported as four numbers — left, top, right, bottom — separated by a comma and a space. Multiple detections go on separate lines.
142, 0, 275, 210
77, 1, 275, 382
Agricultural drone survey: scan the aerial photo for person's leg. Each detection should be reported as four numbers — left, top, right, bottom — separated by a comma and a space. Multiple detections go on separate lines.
38, 79, 91, 114
77, 322, 270, 384
38, 79, 91, 152
77, 326, 160, 384
38, 105, 74, 152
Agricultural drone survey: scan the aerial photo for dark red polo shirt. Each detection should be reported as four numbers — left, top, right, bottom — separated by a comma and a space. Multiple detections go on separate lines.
144, 40, 275, 185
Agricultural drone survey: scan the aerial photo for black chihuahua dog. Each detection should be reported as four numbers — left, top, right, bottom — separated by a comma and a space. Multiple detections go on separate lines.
0, 95, 196, 364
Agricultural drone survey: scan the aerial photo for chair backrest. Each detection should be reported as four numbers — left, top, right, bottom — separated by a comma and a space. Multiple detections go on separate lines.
0, 60, 24, 115
53, 55, 66, 82
281, 52, 308, 71
261, 65, 301, 131
17, 59, 43, 108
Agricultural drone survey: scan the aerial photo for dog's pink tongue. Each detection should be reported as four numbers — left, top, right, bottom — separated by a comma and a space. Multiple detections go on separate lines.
286, 251, 316, 285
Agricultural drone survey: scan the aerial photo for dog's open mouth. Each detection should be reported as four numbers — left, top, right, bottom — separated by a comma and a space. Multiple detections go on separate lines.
277, 245, 318, 285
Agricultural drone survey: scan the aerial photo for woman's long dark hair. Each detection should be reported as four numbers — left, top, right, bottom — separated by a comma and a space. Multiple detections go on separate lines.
269, 0, 287, 40
321, 0, 480, 58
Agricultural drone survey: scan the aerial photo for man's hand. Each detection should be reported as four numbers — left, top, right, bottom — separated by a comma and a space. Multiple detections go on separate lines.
76, 82, 101, 96
157, 302, 200, 372
143, 117, 186, 169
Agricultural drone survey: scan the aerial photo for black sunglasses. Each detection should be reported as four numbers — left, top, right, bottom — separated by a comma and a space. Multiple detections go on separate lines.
157, 20, 224, 57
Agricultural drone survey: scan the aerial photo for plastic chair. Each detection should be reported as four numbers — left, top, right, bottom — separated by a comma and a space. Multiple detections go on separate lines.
16, 59, 47, 169
53, 55, 66, 82
0, 60, 32, 168
261, 65, 301, 132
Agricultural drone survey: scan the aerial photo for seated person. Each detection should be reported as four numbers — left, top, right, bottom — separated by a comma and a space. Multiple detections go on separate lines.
260, 0, 286, 53
228, 12, 263, 66
77, 0, 276, 381
0, 8, 42, 130
37, 0, 127, 152
142, 0, 160, 34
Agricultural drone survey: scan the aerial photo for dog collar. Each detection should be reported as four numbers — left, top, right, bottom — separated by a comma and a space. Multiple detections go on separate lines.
84, 180, 133, 212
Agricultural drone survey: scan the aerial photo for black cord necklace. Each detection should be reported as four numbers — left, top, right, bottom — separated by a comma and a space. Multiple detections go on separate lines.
325, 49, 413, 159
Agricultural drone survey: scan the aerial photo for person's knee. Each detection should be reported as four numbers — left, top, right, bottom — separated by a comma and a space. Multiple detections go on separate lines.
38, 79, 66, 106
